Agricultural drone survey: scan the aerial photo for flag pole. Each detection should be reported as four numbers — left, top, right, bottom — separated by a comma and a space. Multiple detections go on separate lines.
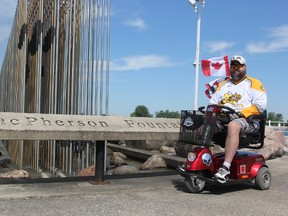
188, 0, 205, 110
194, 9, 201, 110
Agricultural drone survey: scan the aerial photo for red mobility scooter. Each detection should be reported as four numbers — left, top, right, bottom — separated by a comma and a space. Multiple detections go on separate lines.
177, 104, 271, 193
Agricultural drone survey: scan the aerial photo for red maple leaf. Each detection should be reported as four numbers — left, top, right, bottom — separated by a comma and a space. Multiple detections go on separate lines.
211, 62, 222, 70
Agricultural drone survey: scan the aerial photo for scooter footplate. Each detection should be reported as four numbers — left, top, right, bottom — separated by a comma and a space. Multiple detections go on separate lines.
198, 175, 251, 186
178, 168, 251, 186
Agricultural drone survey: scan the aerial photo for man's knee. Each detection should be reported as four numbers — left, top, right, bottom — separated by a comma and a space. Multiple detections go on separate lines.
227, 121, 241, 133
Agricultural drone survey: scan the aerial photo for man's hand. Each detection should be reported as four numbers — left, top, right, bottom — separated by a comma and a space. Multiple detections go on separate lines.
229, 112, 244, 121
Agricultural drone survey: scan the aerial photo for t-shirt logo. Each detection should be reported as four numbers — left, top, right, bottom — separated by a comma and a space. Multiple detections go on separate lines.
220, 91, 244, 107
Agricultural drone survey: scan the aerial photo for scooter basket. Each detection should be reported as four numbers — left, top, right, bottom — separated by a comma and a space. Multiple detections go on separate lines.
179, 110, 204, 144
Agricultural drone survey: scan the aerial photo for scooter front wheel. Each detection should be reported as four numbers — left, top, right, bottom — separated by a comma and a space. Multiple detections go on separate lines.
184, 172, 205, 193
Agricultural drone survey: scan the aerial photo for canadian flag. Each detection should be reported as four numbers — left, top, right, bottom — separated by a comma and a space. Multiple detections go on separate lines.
204, 77, 230, 98
201, 55, 230, 76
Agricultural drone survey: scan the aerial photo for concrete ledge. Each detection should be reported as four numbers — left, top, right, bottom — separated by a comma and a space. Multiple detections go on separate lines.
0, 112, 180, 141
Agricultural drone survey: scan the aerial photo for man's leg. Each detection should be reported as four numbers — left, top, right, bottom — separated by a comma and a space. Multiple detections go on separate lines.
214, 121, 241, 183
224, 121, 241, 164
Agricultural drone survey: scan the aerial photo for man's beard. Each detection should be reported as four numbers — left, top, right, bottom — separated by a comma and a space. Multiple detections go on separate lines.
231, 71, 246, 81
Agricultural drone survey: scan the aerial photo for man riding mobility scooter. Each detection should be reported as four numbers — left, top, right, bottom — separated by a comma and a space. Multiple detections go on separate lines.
177, 104, 271, 193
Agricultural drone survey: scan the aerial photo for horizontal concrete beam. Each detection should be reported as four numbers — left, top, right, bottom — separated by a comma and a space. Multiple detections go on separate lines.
0, 112, 180, 141
107, 143, 186, 168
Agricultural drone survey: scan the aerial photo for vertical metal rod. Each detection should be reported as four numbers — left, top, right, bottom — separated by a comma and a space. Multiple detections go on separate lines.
66, 0, 73, 115
54, 0, 60, 114
19, 0, 28, 170
79, 1, 84, 115
35, 0, 44, 174
99, 0, 105, 115
52, 0, 61, 175
65, 143, 68, 172
86, 0, 92, 115
82, 148, 85, 170
95, 141, 105, 182
71, 0, 77, 114
69, 141, 72, 175
86, 142, 89, 167
94, 0, 100, 115
93, 141, 96, 166
91, 0, 96, 115
36, 0, 44, 113
53, 140, 56, 175
105, 0, 110, 116
50, 0, 56, 114
62, 2, 70, 115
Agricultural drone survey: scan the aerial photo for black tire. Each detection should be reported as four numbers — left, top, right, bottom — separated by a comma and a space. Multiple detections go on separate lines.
184, 172, 206, 193
255, 167, 271, 190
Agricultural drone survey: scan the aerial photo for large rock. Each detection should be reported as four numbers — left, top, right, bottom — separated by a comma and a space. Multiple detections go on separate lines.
78, 166, 95, 176
112, 165, 139, 175
0, 170, 30, 178
110, 152, 127, 166
252, 128, 286, 160
160, 146, 176, 155
139, 155, 167, 170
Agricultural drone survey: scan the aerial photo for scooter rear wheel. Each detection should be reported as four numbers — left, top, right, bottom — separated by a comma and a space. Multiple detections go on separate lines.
184, 172, 205, 193
255, 167, 271, 190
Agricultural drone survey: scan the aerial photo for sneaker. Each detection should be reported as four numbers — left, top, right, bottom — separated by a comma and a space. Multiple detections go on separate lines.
214, 167, 230, 183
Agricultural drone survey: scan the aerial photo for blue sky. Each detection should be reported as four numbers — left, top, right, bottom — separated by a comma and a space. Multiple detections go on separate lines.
1, 0, 288, 120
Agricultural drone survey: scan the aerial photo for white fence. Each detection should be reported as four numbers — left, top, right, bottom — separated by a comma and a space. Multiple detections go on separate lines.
266, 120, 288, 136
266, 120, 287, 128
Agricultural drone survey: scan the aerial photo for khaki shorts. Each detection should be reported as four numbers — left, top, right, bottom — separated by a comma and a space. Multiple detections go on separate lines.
233, 118, 260, 137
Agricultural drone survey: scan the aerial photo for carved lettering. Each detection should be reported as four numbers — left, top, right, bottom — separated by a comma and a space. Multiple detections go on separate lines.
77, 120, 85, 126
171, 123, 180, 128
10, 119, 20, 125
137, 122, 146, 128
0, 114, 180, 141
88, 121, 97, 127
155, 123, 165, 128
41, 118, 52, 126
146, 123, 156, 128
26, 117, 37, 125
164, 123, 171, 128
0, 118, 6, 125
67, 120, 74, 126
124, 120, 179, 129
99, 121, 109, 127
124, 120, 134, 127
55, 120, 64, 126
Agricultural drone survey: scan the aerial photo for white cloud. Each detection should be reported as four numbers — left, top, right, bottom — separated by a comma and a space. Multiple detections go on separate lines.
123, 17, 147, 31
246, 25, 288, 53
204, 41, 234, 53
110, 55, 177, 71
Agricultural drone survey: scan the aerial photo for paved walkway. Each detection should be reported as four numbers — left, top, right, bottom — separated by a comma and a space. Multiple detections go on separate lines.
0, 156, 287, 216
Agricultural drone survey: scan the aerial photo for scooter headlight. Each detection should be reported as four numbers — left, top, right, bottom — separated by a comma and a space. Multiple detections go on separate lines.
187, 152, 196, 162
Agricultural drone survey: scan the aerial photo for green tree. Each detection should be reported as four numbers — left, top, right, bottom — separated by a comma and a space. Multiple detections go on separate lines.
130, 105, 153, 117
267, 112, 284, 121
155, 110, 180, 118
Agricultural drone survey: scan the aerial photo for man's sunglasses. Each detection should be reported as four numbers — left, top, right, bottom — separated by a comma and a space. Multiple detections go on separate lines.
230, 64, 244, 69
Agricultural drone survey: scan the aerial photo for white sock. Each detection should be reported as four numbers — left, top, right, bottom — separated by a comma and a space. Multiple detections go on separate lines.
223, 162, 231, 170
